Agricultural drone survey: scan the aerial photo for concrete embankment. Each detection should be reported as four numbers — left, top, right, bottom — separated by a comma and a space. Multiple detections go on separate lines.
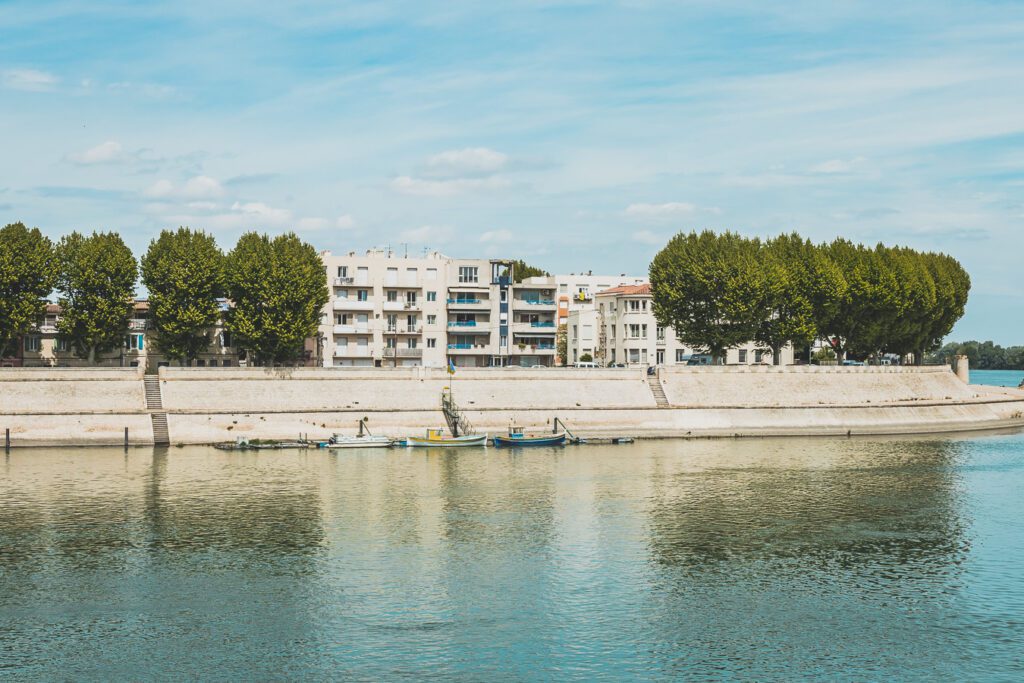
3, 365, 1022, 446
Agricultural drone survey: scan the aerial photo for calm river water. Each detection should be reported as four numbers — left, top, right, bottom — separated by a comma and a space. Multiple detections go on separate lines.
2, 435, 1024, 680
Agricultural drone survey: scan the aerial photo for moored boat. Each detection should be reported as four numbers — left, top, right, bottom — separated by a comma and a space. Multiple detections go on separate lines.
328, 434, 393, 449
492, 425, 567, 448
406, 428, 488, 448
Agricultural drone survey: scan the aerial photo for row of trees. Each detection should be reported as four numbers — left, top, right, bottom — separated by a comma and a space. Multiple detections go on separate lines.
650, 231, 971, 364
0, 222, 328, 366
932, 340, 1024, 370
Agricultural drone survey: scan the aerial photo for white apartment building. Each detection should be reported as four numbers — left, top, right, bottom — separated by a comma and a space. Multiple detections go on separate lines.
567, 284, 795, 367
319, 250, 560, 368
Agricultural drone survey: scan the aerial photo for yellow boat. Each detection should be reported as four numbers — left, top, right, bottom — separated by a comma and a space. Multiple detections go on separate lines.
406, 428, 488, 448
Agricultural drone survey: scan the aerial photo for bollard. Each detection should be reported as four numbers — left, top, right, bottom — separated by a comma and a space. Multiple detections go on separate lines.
4, 427, 9, 453
124, 427, 129, 451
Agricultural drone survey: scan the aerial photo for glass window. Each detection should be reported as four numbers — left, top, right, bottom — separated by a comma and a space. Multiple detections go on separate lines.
357, 290, 368, 301
337, 266, 347, 277
427, 338, 436, 348
23, 335, 41, 352
426, 268, 438, 281
738, 349, 748, 363
427, 291, 437, 302
386, 290, 398, 302
427, 314, 436, 325
458, 266, 479, 283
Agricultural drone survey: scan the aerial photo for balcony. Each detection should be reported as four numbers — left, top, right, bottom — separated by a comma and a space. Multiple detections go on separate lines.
385, 348, 423, 358
333, 276, 354, 286
333, 347, 372, 358
333, 299, 374, 311
382, 300, 420, 312
447, 343, 490, 352
446, 298, 489, 309
333, 324, 370, 335
513, 298, 557, 310
511, 344, 556, 354
384, 278, 421, 289
128, 318, 149, 331
385, 326, 423, 335
447, 320, 487, 329
512, 322, 556, 335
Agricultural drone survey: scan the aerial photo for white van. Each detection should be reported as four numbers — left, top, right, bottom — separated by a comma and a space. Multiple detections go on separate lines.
574, 361, 597, 369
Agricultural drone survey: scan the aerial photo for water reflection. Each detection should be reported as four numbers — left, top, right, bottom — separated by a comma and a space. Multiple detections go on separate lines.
0, 435, 1021, 680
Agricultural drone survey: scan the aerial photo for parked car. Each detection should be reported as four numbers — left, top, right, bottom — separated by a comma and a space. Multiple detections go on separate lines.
574, 361, 597, 368
686, 354, 714, 366
842, 359, 866, 366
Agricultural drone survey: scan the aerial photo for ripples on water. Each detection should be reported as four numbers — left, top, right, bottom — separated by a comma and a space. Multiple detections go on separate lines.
2, 434, 1023, 680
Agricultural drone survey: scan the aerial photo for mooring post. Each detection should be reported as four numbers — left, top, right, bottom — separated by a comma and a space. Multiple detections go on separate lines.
4, 427, 9, 453
124, 427, 129, 451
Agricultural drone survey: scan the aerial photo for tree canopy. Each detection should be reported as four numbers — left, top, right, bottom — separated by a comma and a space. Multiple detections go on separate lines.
54, 231, 138, 363
141, 228, 225, 365
931, 341, 1024, 370
0, 222, 57, 359
650, 230, 970, 363
225, 232, 328, 365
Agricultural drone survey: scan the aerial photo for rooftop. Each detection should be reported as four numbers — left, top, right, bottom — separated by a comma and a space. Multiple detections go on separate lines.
597, 283, 652, 296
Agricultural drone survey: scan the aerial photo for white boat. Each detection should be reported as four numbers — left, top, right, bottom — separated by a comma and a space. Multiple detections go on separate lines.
328, 434, 393, 449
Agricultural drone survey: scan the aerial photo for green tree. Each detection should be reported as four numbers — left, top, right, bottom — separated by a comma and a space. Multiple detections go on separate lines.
141, 228, 226, 365
556, 323, 568, 366
0, 222, 57, 359
650, 230, 771, 364
54, 231, 138, 363
511, 260, 549, 283
225, 232, 328, 366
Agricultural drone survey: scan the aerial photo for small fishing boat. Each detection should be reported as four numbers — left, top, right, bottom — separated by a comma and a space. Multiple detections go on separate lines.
328, 419, 393, 449
406, 428, 488, 448
492, 425, 567, 448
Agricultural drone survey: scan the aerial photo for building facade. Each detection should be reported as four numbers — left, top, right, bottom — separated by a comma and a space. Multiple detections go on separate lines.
5, 301, 240, 370
567, 284, 795, 367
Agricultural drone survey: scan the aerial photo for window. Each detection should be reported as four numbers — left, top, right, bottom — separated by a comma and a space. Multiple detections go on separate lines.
386, 337, 397, 348
641, 324, 648, 339
126, 333, 144, 351
559, 284, 568, 293
357, 289, 368, 302
459, 266, 479, 283
209, 359, 218, 367
23, 335, 41, 352
427, 291, 437, 302
55, 338, 70, 352
427, 338, 437, 348
676, 350, 687, 363
386, 290, 398, 302
405, 291, 417, 305
407, 315, 417, 331
657, 326, 665, 341
629, 300, 641, 312
572, 324, 578, 339
426, 268, 438, 281
407, 338, 418, 349
427, 314, 437, 325
582, 324, 593, 341
356, 266, 369, 284
500, 289, 507, 303
754, 350, 763, 363
386, 314, 398, 331
222, 359, 232, 367
738, 349, 748, 363
337, 266, 348, 278
196, 359, 206, 367
336, 289, 348, 299
221, 331, 232, 348
500, 335, 508, 348
629, 324, 641, 338
629, 349, 640, 363
386, 267, 398, 285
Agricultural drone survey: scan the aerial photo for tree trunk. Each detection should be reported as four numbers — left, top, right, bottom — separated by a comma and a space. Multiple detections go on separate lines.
773, 344, 782, 365
88, 345, 96, 365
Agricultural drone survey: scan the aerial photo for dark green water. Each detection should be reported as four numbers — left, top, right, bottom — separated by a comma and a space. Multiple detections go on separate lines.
2, 435, 1024, 680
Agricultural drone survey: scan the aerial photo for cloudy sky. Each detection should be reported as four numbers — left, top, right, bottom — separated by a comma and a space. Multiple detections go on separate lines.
2, 1, 1023, 342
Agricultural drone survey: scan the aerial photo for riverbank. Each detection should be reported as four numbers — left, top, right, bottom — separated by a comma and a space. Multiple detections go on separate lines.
2, 365, 1023, 446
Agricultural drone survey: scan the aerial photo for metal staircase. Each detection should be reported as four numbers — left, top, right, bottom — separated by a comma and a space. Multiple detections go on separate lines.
648, 375, 670, 408
144, 375, 170, 445
441, 389, 475, 437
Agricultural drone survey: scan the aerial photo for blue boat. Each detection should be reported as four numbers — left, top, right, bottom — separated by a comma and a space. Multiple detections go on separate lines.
492, 425, 567, 448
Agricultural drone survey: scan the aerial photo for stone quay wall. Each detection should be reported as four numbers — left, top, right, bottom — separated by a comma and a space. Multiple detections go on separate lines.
1, 365, 1023, 446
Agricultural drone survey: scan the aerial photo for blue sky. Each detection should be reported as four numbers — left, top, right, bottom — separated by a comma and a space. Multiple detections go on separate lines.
2, 1, 1023, 342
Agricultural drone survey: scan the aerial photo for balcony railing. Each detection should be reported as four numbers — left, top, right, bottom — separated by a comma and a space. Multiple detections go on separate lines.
128, 319, 149, 330
333, 299, 374, 311
530, 321, 556, 328
386, 326, 423, 334
519, 299, 556, 306
333, 324, 370, 335
448, 321, 478, 327
447, 343, 488, 350
333, 347, 372, 357
395, 348, 423, 357
333, 276, 354, 286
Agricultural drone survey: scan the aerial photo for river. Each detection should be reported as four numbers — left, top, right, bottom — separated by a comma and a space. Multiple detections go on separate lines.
2, 436, 1023, 680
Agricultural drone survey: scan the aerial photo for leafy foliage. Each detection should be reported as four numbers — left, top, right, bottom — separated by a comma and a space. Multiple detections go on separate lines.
55, 231, 138, 363
141, 228, 225, 364
0, 222, 57, 358
651, 230, 970, 363
510, 259, 550, 283
225, 232, 328, 365
556, 323, 568, 366
931, 340, 1024, 370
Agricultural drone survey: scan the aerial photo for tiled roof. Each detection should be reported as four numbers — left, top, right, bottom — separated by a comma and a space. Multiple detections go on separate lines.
597, 283, 651, 296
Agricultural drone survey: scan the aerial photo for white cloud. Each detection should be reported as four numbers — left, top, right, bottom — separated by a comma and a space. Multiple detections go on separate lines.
144, 175, 224, 199
186, 201, 218, 211
230, 201, 291, 225
336, 214, 355, 229
634, 230, 664, 245
811, 156, 866, 174
624, 202, 697, 219
144, 179, 176, 198
399, 225, 454, 244
182, 175, 224, 198
68, 141, 123, 165
298, 217, 330, 230
392, 175, 509, 197
427, 147, 508, 176
2, 68, 58, 91
479, 229, 513, 243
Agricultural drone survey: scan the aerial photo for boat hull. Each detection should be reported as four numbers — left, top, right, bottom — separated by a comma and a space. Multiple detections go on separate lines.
328, 436, 393, 449
406, 434, 488, 448
492, 432, 567, 448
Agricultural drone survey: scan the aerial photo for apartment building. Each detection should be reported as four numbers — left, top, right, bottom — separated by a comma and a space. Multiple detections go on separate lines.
6, 301, 239, 370
319, 250, 565, 368
567, 284, 795, 367
548, 273, 647, 328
